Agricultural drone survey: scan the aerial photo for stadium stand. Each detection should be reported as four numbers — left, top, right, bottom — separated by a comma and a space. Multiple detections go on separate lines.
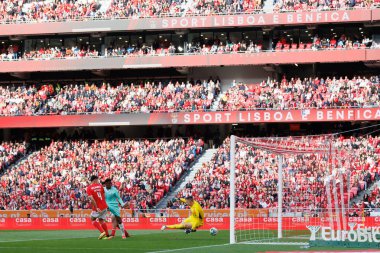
0, 0, 379, 225
0, 138, 203, 210
37, 80, 220, 114
175, 135, 380, 210
273, 0, 374, 12
218, 76, 380, 110
0, 84, 54, 116
273, 34, 372, 51
22, 46, 100, 60
361, 185, 380, 209
0, 141, 27, 171
0, 33, 374, 61
0, 75, 379, 116
0, 0, 375, 24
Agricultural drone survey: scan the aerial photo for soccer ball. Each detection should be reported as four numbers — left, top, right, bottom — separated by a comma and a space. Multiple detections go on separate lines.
210, 227, 218, 236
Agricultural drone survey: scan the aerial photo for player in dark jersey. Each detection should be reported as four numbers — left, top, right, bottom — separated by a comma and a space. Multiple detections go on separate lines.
86, 175, 111, 240
103, 179, 130, 239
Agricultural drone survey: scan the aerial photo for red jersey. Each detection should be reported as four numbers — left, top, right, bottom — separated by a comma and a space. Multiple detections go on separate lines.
86, 183, 108, 211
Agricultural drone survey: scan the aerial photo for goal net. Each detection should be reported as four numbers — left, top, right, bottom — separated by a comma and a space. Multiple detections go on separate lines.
229, 135, 352, 245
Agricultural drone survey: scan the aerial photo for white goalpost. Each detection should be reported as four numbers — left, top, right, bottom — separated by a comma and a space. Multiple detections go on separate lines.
229, 135, 351, 245
230, 135, 236, 244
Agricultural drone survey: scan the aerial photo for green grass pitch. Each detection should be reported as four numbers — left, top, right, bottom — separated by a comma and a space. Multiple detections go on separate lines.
0, 230, 349, 253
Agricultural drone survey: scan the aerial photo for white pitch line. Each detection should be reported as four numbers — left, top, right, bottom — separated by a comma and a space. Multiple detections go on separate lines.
147, 243, 230, 253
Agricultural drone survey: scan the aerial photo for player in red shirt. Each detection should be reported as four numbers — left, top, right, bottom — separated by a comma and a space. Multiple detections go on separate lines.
86, 175, 110, 240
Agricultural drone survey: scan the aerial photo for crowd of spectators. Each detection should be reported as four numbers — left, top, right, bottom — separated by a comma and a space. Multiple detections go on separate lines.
22, 46, 100, 60
274, 34, 372, 51
273, 0, 375, 12
359, 185, 380, 210
104, 0, 264, 18
37, 79, 220, 114
0, 134, 378, 211
0, 75, 380, 116
173, 135, 380, 210
0, 84, 54, 116
0, 141, 27, 171
0, 0, 103, 23
1, 0, 377, 24
219, 76, 380, 111
0, 138, 204, 210
0, 43, 20, 60
1, 33, 376, 61
1, 40, 264, 61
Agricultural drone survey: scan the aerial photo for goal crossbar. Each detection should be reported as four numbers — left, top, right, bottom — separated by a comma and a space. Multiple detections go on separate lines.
235, 136, 332, 155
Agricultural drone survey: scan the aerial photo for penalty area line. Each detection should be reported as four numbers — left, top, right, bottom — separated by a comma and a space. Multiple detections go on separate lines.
147, 243, 230, 253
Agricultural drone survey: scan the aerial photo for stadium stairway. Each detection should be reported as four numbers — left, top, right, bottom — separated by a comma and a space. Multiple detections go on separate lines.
350, 179, 380, 206
155, 148, 218, 209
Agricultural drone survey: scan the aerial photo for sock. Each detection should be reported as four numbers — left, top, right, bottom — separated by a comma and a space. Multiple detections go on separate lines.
167, 224, 185, 229
111, 228, 116, 237
92, 220, 104, 233
119, 223, 126, 236
100, 221, 109, 236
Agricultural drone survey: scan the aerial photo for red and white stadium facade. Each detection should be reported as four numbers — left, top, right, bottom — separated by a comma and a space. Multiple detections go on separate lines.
0, 4, 380, 231
0, 108, 379, 128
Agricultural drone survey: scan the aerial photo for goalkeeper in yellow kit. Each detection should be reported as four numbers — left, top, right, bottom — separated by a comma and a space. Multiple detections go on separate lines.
161, 196, 204, 234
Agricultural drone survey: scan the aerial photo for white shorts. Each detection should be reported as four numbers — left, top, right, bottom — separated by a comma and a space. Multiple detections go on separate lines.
90, 209, 107, 220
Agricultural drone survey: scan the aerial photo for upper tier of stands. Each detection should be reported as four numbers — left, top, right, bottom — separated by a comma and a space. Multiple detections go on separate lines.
0, 0, 377, 24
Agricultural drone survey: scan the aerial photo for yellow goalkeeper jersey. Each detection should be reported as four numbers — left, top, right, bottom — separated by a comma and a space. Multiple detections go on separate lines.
180, 198, 204, 220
